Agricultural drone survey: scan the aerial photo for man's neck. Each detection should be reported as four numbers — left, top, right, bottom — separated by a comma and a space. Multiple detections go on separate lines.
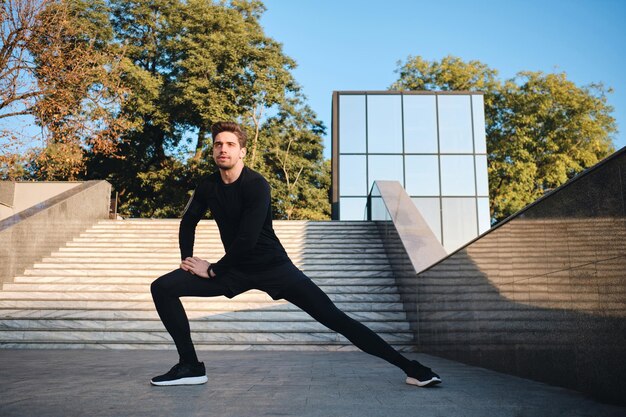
219, 162, 245, 184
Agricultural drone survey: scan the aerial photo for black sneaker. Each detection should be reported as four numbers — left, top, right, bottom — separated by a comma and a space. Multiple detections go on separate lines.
405, 360, 442, 387
150, 362, 208, 386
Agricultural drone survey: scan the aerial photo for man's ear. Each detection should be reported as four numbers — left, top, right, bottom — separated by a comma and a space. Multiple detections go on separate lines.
240, 147, 247, 159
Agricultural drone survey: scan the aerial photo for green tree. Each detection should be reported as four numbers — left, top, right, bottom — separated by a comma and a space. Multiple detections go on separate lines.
489, 72, 615, 219
391, 55, 616, 222
86, 0, 184, 216
86, 0, 329, 219
258, 99, 330, 220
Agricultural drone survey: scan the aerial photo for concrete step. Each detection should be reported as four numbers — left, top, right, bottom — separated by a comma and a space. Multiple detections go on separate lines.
0, 329, 415, 344
0, 291, 402, 303
27, 263, 392, 271
0, 318, 412, 332
0, 342, 416, 351
35, 257, 391, 266
53, 246, 389, 254
19, 269, 395, 278
12, 276, 399, 286
0, 299, 407, 312
2, 283, 402, 294
0, 309, 409, 322
42, 252, 391, 260
77, 230, 384, 237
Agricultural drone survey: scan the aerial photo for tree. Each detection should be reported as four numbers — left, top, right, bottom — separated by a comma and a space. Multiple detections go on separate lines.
87, 0, 329, 219
2, 0, 330, 219
258, 99, 330, 220
391, 55, 616, 222
172, 0, 299, 165
0, 0, 132, 180
489, 72, 615, 219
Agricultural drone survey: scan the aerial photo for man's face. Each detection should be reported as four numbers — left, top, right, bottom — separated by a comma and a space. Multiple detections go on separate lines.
213, 131, 246, 170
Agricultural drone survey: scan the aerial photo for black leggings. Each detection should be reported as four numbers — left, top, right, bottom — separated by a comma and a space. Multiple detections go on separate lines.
151, 267, 412, 373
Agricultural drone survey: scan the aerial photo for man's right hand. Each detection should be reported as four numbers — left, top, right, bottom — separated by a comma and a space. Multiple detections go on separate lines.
180, 257, 211, 278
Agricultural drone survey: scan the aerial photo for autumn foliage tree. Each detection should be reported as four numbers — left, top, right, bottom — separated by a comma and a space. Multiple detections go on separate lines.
1, 0, 132, 180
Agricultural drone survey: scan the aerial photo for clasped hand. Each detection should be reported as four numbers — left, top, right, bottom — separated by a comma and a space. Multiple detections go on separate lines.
180, 256, 215, 278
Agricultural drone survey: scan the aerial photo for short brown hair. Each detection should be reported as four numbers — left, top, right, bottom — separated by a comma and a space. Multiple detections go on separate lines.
211, 122, 247, 149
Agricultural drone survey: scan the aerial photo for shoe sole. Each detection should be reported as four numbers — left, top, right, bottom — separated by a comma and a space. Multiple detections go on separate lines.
151, 375, 208, 386
405, 376, 442, 387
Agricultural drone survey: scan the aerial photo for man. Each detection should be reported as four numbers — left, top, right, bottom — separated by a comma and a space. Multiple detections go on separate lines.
150, 121, 441, 388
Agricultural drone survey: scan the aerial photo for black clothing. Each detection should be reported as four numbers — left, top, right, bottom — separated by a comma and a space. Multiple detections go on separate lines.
151, 266, 412, 371
153, 166, 412, 373
179, 167, 289, 276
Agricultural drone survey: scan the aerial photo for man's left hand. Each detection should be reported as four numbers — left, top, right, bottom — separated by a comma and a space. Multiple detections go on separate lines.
181, 257, 211, 278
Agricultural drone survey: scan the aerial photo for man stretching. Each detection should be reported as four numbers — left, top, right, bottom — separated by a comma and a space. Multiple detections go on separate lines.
150, 121, 441, 388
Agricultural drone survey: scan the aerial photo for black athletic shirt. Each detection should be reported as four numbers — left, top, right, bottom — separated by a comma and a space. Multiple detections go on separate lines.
179, 166, 290, 275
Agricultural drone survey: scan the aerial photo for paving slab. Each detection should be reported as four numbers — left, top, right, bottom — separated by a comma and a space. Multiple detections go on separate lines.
0, 349, 624, 417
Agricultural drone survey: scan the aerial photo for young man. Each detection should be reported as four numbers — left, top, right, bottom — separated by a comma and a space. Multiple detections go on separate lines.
150, 121, 441, 388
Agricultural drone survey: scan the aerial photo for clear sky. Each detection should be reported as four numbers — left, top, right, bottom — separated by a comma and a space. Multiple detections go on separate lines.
260, 0, 626, 159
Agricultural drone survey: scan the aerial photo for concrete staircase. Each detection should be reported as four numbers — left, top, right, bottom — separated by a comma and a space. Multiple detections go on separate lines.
0, 220, 415, 351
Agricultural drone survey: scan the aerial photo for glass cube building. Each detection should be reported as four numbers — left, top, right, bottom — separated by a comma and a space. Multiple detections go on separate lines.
331, 91, 490, 253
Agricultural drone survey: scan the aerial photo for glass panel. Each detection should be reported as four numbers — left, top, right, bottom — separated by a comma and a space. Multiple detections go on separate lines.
411, 197, 442, 243
339, 95, 366, 153
368, 155, 404, 190
438, 95, 473, 153
339, 155, 367, 196
475, 155, 489, 196
340, 197, 368, 220
440, 155, 475, 196
442, 197, 478, 252
477, 197, 491, 234
403, 95, 438, 153
369, 196, 388, 221
405, 155, 439, 196
367, 95, 403, 153
472, 95, 487, 153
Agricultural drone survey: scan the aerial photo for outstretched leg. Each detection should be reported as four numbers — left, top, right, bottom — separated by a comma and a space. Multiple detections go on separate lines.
281, 274, 441, 386
281, 276, 413, 372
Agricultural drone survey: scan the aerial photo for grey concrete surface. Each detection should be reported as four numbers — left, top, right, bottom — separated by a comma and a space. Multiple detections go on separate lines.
0, 180, 111, 285
0, 349, 624, 417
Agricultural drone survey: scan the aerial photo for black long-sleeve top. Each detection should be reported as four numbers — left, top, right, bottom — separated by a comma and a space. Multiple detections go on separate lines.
179, 166, 289, 275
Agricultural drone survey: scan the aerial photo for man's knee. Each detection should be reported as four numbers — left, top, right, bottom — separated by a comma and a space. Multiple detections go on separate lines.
151, 275, 168, 299
151, 269, 184, 297
150, 277, 162, 297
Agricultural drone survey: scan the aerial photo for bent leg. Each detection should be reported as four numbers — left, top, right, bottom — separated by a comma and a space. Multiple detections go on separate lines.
151, 269, 231, 364
282, 277, 412, 373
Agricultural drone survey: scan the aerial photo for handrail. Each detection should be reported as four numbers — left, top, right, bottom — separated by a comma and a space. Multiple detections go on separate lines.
367, 181, 447, 274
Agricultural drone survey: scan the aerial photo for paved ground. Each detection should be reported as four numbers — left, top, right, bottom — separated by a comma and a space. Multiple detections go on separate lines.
0, 349, 624, 417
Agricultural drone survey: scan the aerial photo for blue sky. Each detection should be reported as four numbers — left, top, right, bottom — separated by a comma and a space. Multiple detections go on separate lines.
260, 0, 626, 159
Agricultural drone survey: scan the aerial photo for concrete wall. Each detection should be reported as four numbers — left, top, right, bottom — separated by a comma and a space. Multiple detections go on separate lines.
386, 148, 626, 404
0, 182, 82, 221
0, 181, 111, 285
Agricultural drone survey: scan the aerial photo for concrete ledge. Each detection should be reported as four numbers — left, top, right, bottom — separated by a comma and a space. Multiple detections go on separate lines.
0, 180, 111, 285
0, 182, 83, 220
